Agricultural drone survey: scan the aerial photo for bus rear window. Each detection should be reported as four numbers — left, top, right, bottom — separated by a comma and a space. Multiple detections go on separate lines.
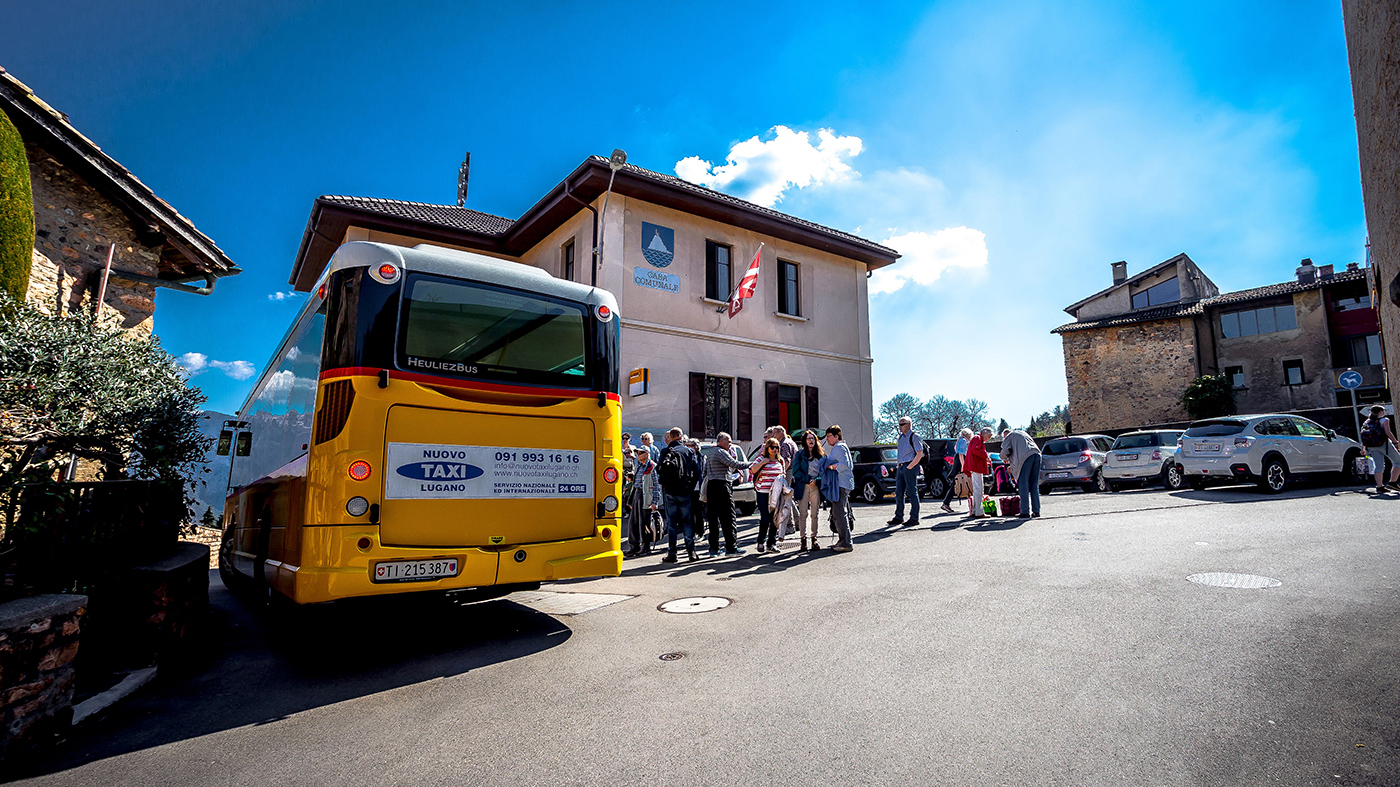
400, 275, 589, 386
1184, 420, 1247, 437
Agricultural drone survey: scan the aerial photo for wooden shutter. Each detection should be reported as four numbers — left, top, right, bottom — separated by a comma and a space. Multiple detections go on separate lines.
689, 373, 707, 437
805, 386, 819, 432
764, 381, 780, 434
736, 377, 753, 441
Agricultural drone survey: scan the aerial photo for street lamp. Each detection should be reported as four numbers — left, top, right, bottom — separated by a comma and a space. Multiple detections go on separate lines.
596, 149, 626, 286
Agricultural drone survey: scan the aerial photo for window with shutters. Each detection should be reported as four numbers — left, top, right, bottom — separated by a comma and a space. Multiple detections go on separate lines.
562, 240, 575, 282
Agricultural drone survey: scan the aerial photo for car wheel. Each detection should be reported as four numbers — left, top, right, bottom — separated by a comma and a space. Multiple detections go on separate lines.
736, 501, 756, 516
1259, 457, 1289, 494
1085, 469, 1108, 493
1341, 449, 1368, 486
1162, 463, 1185, 491
860, 478, 882, 504
927, 476, 948, 500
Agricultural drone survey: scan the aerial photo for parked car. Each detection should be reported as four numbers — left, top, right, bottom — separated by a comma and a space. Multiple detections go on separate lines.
852, 444, 922, 504
919, 439, 956, 499
697, 441, 757, 516
1038, 435, 1115, 494
1176, 414, 1365, 493
1103, 430, 1186, 490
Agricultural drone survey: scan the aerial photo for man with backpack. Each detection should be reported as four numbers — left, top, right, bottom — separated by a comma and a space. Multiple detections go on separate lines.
656, 427, 702, 562
1360, 405, 1400, 493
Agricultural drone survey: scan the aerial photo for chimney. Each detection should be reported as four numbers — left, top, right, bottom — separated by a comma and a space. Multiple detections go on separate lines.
1111, 261, 1127, 285
1346, 261, 1360, 272
1319, 264, 1335, 280
457, 152, 471, 207
1295, 258, 1316, 284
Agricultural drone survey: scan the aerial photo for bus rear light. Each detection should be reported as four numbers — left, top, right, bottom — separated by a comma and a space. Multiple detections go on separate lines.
369, 261, 401, 284
601, 495, 618, 513
317, 281, 327, 299
601, 527, 611, 540
596, 304, 613, 322
314, 380, 355, 445
346, 496, 370, 517
603, 467, 619, 484
357, 537, 372, 551
348, 460, 373, 481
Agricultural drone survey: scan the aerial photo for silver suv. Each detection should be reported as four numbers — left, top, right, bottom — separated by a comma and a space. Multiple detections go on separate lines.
1038, 435, 1115, 493
1104, 430, 1185, 490
1176, 414, 1364, 493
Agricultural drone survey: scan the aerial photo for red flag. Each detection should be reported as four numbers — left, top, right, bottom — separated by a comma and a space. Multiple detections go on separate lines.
728, 244, 763, 318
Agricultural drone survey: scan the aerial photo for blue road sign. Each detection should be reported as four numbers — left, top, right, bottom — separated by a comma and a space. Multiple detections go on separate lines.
1338, 370, 1364, 390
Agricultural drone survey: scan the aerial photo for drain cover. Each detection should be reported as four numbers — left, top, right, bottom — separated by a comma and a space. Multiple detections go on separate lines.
659, 652, 685, 661
1187, 572, 1281, 589
658, 596, 731, 614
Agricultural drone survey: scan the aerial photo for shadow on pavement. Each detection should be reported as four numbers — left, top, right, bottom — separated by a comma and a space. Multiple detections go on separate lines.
16, 576, 571, 781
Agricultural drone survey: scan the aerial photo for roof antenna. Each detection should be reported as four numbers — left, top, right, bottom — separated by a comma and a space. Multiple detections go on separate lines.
457, 152, 470, 207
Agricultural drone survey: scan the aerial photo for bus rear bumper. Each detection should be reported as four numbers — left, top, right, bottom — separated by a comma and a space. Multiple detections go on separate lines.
282, 524, 621, 604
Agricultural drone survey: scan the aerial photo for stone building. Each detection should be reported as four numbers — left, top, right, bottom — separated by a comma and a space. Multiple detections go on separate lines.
1054, 256, 1385, 432
287, 155, 901, 446
1343, 0, 1400, 406
0, 67, 238, 334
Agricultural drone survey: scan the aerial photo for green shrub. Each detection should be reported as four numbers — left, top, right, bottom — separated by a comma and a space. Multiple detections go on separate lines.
0, 110, 34, 300
1180, 374, 1237, 421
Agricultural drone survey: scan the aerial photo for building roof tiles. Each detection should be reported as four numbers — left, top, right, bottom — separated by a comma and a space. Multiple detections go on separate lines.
319, 195, 515, 236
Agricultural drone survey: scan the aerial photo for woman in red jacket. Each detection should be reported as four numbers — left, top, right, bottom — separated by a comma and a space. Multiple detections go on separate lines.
965, 427, 992, 518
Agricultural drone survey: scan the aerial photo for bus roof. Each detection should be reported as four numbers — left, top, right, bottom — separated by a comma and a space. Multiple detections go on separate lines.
322, 241, 613, 308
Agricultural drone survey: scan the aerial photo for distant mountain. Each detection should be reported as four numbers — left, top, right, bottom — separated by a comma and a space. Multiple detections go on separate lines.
190, 410, 235, 517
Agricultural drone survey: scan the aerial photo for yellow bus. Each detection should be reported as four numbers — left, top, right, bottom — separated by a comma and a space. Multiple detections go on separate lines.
218, 241, 624, 604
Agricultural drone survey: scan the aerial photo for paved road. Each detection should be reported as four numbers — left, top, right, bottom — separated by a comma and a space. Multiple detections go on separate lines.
15, 482, 1400, 786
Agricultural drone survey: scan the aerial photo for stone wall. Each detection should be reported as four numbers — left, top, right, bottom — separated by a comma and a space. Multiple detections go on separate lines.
0, 595, 85, 762
1211, 290, 1337, 413
1343, 0, 1400, 406
23, 141, 158, 336
1061, 317, 1199, 432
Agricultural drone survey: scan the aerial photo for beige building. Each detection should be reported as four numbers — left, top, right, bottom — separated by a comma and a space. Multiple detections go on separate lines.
0, 67, 238, 333
288, 156, 900, 446
1343, 0, 1400, 406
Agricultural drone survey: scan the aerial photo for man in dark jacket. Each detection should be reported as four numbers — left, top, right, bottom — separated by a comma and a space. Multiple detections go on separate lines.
657, 427, 701, 563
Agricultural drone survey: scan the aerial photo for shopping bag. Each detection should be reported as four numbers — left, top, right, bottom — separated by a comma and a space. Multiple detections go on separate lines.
982, 499, 997, 515
998, 496, 1021, 517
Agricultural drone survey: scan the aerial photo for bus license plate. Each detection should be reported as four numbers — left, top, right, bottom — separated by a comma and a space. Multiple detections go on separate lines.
372, 558, 459, 583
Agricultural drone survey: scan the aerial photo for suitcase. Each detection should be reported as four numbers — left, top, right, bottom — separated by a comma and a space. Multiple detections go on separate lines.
998, 495, 1021, 517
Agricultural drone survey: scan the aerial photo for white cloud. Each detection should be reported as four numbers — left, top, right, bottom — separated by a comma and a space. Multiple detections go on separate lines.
178, 352, 255, 380
177, 352, 209, 375
675, 126, 863, 207
264, 369, 295, 394
267, 291, 301, 302
869, 227, 989, 295
210, 360, 256, 380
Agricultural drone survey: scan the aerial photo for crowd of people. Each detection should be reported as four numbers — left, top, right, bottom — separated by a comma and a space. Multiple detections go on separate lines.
620, 424, 856, 563
618, 419, 1049, 563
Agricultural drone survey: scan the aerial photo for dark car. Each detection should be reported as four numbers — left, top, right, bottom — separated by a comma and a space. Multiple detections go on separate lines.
851, 444, 923, 504
920, 439, 956, 499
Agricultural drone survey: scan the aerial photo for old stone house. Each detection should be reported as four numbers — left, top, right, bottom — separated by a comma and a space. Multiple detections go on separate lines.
0, 67, 238, 334
1054, 255, 1385, 432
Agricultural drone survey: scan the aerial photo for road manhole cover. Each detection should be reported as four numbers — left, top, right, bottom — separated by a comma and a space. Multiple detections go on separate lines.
659, 652, 685, 661
1187, 572, 1281, 589
658, 597, 731, 614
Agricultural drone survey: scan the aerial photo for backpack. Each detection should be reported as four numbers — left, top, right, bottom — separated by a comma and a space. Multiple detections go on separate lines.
1361, 418, 1387, 447
656, 445, 698, 495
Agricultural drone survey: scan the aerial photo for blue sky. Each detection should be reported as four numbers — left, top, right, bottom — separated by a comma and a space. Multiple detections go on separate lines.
7, 0, 1365, 425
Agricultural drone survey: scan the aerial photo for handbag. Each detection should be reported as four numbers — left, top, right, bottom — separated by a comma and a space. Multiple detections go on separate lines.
649, 509, 664, 541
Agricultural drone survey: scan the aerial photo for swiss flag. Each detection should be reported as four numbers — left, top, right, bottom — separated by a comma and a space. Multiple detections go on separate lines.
728, 244, 764, 318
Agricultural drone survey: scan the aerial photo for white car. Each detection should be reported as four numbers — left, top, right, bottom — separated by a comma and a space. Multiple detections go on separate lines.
1176, 414, 1365, 493
1103, 430, 1185, 490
